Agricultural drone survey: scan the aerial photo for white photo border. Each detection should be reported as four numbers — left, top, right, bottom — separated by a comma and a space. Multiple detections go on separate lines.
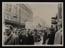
2, 2, 64, 47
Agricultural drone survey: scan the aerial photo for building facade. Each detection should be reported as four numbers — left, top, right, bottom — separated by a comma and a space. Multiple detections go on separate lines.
57, 3, 63, 30
51, 3, 63, 32
3, 3, 33, 28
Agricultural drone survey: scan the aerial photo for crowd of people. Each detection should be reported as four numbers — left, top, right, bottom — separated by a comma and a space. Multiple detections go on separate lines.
4, 25, 62, 45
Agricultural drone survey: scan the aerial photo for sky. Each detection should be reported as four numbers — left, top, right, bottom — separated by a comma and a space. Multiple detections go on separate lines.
28, 3, 59, 27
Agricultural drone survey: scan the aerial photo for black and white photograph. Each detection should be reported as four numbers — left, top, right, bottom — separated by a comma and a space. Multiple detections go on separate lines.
2, 2, 63, 46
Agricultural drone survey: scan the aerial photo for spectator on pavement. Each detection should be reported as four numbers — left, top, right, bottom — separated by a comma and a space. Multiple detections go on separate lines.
54, 28, 62, 44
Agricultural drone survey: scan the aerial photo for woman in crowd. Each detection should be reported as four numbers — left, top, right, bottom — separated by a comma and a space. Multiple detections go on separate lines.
19, 28, 28, 45
47, 26, 56, 44
42, 29, 47, 44
27, 29, 34, 45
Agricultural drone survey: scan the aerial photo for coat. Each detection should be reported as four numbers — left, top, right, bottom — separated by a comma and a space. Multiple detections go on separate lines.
27, 34, 34, 45
43, 32, 47, 44
54, 28, 62, 44
19, 34, 28, 45
47, 31, 55, 44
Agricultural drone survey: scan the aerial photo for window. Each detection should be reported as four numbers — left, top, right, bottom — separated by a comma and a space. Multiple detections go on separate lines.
5, 4, 12, 13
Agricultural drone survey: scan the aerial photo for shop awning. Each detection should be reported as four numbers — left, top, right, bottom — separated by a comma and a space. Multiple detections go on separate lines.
5, 19, 25, 28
